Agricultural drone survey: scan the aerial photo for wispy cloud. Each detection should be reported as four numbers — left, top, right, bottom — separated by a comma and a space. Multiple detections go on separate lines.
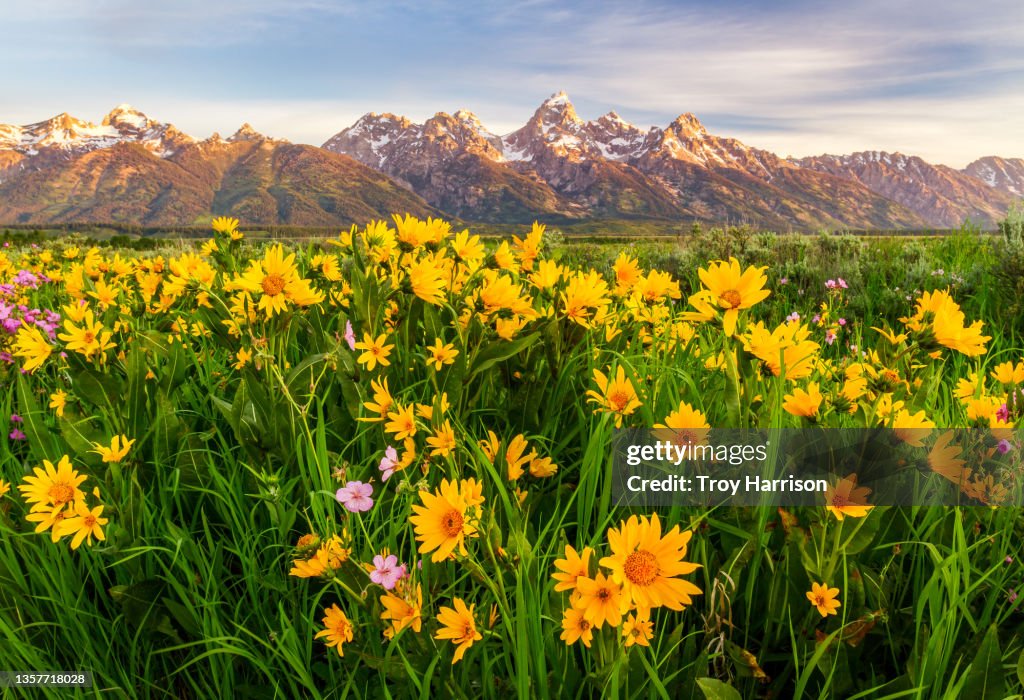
2, 0, 1021, 166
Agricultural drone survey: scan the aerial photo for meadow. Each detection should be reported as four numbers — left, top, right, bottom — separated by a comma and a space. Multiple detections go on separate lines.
1, 215, 1023, 699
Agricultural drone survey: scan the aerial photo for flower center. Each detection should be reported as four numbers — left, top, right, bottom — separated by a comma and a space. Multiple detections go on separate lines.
261, 274, 286, 296
597, 588, 611, 601
814, 594, 826, 606
82, 331, 96, 344
608, 390, 630, 411
579, 619, 591, 632
83, 514, 96, 528
441, 509, 465, 537
831, 493, 850, 508
48, 482, 74, 505
720, 289, 742, 308
623, 550, 659, 586
673, 430, 696, 447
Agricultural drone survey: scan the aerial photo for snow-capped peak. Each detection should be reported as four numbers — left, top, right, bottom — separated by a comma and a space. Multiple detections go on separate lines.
0, 106, 194, 158
103, 104, 151, 129
598, 111, 631, 126
668, 113, 707, 139
228, 123, 264, 142
543, 90, 571, 106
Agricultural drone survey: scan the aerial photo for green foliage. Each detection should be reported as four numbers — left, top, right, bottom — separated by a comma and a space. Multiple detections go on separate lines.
1, 230, 1022, 699
999, 201, 1024, 248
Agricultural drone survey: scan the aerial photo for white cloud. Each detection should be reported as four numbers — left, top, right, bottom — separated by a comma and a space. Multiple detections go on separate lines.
2, 0, 1022, 166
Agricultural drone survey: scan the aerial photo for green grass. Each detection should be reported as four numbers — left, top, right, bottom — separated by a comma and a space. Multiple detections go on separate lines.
1, 226, 1023, 698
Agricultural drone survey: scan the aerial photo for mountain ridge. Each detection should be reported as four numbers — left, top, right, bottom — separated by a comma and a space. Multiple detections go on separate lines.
0, 97, 1019, 229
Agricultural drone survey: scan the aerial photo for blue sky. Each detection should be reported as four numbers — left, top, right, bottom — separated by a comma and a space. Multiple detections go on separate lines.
3, 0, 1022, 166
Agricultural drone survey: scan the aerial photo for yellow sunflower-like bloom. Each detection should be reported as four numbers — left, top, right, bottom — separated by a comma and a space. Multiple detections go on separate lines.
211, 216, 240, 236
901, 289, 989, 356
354, 333, 394, 371
13, 325, 53, 373
551, 545, 594, 592
451, 230, 486, 265
226, 245, 324, 318
48, 388, 68, 415
91, 435, 136, 464
824, 474, 874, 521
783, 383, 823, 418
530, 259, 564, 290
806, 582, 841, 617
892, 409, 934, 446
928, 431, 966, 483
612, 252, 642, 294
654, 401, 710, 447
384, 402, 417, 441
697, 257, 770, 336
512, 221, 545, 271
599, 513, 702, 612
574, 572, 627, 628
559, 607, 594, 647
622, 611, 654, 647
17, 456, 87, 513
743, 321, 820, 381
58, 308, 115, 359
380, 582, 423, 639
425, 338, 459, 371
586, 367, 642, 428
406, 255, 447, 305
434, 598, 481, 664
426, 420, 457, 457
314, 604, 354, 657
53, 501, 108, 550
562, 270, 611, 327
409, 478, 479, 562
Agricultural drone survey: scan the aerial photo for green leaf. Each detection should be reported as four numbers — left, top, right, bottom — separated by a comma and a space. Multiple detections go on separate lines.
696, 677, 742, 700
211, 395, 237, 433
422, 303, 444, 340
124, 344, 150, 438
468, 332, 541, 380
57, 409, 104, 462
160, 340, 190, 393
108, 579, 179, 641
73, 368, 123, 411
339, 375, 361, 420
151, 390, 182, 464
163, 597, 201, 638
16, 373, 62, 459
840, 513, 882, 555
961, 624, 1005, 700
285, 352, 330, 405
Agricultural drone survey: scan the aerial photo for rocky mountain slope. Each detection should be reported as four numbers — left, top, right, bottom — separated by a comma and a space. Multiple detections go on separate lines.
963, 156, 1024, 199
1, 97, 1019, 229
792, 151, 1016, 228
0, 107, 436, 226
323, 93, 935, 229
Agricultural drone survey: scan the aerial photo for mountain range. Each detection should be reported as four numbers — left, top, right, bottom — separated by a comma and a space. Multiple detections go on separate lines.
1, 95, 1021, 230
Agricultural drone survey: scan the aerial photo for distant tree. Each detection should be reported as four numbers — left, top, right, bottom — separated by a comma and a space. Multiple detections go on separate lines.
999, 201, 1024, 249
